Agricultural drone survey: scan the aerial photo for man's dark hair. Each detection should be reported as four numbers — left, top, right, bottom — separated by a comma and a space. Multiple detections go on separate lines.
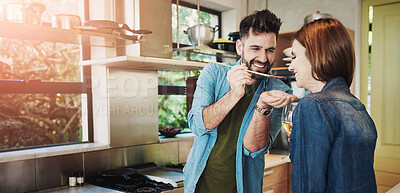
239, 9, 282, 40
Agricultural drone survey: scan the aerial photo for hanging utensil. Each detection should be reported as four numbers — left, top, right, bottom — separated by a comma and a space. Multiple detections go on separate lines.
304, 11, 333, 24
197, 0, 201, 46
184, 24, 218, 46
79, 20, 152, 41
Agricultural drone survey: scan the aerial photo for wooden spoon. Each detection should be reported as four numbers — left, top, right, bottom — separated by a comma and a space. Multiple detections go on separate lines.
216, 62, 287, 80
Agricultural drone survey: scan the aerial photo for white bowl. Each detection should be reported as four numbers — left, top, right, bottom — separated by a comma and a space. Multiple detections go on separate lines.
283, 47, 293, 57
283, 57, 292, 62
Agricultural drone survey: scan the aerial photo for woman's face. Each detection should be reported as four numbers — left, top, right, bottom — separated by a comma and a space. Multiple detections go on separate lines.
288, 40, 317, 91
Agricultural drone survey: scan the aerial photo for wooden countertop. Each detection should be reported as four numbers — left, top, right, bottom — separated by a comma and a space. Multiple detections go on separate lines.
265, 153, 290, 169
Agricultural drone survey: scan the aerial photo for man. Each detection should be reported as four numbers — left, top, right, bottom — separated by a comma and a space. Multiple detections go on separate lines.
184, 9, 297, 193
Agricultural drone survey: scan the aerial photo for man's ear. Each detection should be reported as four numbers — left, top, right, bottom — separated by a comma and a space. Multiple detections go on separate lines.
236, 39, 242, 56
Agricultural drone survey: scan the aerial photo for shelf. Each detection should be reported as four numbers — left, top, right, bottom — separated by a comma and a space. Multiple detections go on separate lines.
0, 21, 131, 46
80, 55, 206, 71
175, 45, 237, 57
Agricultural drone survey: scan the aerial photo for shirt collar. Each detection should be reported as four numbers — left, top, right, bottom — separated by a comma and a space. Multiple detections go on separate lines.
321, 76, 348, 91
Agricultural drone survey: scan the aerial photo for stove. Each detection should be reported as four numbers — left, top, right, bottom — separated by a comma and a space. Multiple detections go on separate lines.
92, 170, 174, 193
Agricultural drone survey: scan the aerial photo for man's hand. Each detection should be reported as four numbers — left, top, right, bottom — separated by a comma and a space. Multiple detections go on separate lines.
257, 90, 298, 108
227, 63, 252, 99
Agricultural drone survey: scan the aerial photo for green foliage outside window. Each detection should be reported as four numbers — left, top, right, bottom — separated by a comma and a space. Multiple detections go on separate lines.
158, 70, 200, 132
157, 4, 218, 132
172, 4, 218, 45
0, 0, 83, 150
0, 39, 82, 150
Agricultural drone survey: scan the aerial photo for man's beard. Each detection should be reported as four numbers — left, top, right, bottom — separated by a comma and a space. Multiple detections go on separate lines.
242, 52, 273, 80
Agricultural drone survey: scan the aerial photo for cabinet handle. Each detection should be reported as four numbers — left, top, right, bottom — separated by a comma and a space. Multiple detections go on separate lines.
263, 190, 273, 193
264, 169, 274, 176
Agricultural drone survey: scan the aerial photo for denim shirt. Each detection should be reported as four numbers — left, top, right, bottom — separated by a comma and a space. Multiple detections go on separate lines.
289, 77, 377, 193
184, 60, 292, 193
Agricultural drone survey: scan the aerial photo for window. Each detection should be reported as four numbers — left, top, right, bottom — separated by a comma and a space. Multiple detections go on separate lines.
158, 1, 221, 132
158, 70, 199, 133
0, 0, 92, 151
171, 0, 221, 63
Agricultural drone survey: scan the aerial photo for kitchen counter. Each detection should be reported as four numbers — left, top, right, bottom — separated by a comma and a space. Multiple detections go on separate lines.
38, 153, 288, 193
36, 184, 122, 193
37, 184, 184, 193
265, 152, 290, 169
158, 133, 195, 143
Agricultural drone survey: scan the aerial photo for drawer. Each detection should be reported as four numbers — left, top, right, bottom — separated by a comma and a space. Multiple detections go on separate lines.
263, 180, 288, 193
263, 163, 288, 188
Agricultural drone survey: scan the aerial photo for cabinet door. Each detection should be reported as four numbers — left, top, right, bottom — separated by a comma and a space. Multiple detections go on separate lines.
288, 163, 292, 193
263, 163, 288, 190
263, 180, 288, 193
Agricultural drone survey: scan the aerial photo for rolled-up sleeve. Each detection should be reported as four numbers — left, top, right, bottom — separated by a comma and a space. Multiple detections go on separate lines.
188, 63, 219, 136
242, 108, 280, 158
243, 143, 269, 158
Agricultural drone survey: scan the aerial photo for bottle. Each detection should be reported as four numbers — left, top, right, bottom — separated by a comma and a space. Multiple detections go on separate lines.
68, 172, 77, 187
76, 171, 84, 186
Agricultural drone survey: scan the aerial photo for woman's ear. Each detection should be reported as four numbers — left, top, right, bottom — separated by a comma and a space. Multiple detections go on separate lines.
236, 39, 243, 56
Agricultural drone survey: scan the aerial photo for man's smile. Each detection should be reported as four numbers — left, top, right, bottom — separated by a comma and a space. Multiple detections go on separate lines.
253, 62, 265, 68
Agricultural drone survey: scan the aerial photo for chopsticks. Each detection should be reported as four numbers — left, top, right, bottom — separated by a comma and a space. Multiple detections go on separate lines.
216, 62, 287, 80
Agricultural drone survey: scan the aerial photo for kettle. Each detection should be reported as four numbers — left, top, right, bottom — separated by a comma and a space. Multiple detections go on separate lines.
304, 11, 333, 24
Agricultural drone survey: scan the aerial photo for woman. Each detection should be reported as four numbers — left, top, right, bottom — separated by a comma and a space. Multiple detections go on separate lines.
288, 18, 377, 193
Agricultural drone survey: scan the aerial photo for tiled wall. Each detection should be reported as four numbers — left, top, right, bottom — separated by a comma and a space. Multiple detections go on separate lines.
0, 139, 193, 192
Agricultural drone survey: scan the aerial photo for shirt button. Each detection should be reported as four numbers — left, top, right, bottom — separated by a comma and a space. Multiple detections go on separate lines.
199, 168, 202, 171
192, 185, 195, 188
208, 149, 211, 152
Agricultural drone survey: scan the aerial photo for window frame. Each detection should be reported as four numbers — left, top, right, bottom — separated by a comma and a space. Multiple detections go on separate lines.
0, 0, 94, 152
171, 0, 222, 49
159, 1, 221, 96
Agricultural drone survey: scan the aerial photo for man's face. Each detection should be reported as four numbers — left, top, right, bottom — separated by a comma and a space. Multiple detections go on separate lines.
236, 29, 277, 83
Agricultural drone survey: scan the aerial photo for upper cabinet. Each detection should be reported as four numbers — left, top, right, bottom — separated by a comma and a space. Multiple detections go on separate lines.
135, 0, 173, 59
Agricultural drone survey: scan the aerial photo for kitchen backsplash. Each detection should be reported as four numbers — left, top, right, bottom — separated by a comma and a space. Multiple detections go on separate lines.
0, 138, 193, 192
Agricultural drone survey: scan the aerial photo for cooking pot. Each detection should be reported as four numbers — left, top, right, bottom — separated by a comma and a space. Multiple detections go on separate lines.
304, 11, 333, 24
228, 31, 240, 42
184, 24, 218, 46
212, 38, 235, 52
218, 42, 235, 52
